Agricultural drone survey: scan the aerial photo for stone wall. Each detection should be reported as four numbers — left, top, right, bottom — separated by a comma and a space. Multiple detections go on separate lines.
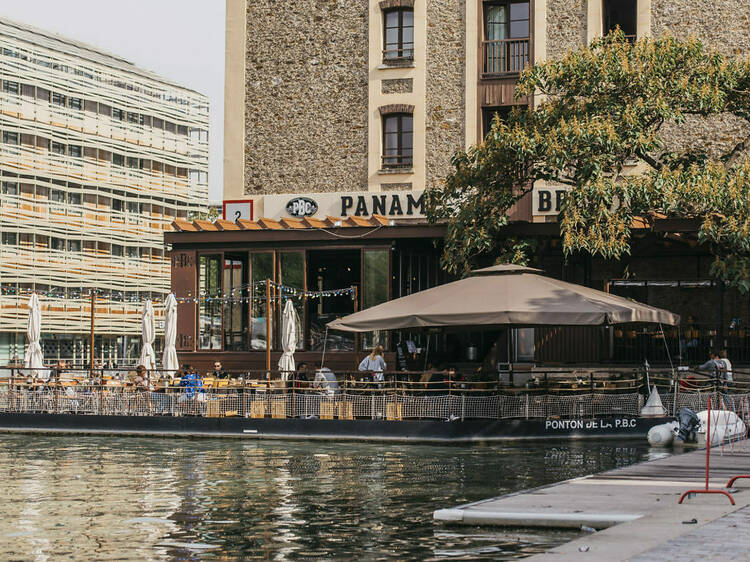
244, 0, 368, 195
546, 0, 587, 60
425, 0, 466, 191
652, 0, 750, 161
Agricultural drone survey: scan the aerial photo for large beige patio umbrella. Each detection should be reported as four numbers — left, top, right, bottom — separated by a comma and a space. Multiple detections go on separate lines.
327, 264, 679, 332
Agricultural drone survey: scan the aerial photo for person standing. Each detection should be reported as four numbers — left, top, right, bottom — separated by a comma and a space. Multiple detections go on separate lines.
359, 345, 386, 383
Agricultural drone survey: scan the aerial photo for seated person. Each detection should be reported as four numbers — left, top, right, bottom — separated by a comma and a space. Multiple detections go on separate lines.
132, 365, 149, 391
179, 366, 205, 401
210, 361, 230, 379
295, 362, 309, 388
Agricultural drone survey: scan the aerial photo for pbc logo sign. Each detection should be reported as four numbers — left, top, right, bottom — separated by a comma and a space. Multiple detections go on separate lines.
286, 197, 318, 217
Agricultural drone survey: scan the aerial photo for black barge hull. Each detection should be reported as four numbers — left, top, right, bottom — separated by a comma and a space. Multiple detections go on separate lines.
0, 413, 670, 443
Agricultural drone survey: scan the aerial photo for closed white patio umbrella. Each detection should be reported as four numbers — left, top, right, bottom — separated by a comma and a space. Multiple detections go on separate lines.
24, 293, 46, 380
162, 293, 179, 377
278, 300, 299, 381
138, 299, 156, 371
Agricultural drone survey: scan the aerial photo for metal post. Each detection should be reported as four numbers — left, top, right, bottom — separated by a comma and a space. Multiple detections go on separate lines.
265, 279, 271, 372
89, 290, 96, 379
353, 285, 359, 355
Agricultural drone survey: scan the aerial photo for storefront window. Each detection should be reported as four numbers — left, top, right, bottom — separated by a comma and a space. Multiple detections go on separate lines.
251, 252, 274, 350
223, 253, 248, 351
198, 254, 222, 350
363, 249, 389, 350
279, 252, 305, 350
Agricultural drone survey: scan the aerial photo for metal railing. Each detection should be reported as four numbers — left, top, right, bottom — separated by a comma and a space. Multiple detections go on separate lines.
482, 38, 530, 76
0, 366, 746, 421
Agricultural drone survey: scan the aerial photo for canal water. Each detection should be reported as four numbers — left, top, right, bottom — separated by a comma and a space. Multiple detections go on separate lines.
0, 435, 665, 559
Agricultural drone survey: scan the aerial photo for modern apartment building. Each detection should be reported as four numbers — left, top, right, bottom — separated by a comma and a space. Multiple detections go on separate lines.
0, 18, 209, 364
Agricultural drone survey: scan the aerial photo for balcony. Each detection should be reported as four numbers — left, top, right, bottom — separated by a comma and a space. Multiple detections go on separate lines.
381, 154, 413, 171
482, 38, 530, 77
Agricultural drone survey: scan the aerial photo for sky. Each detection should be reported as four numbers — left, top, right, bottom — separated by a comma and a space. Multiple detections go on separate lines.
2, 1, 226, 203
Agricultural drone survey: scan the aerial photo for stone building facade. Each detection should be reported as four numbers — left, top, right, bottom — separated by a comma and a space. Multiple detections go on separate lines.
225, 0, 749, 218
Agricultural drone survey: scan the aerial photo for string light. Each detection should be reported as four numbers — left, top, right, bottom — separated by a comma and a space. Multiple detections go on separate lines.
0, 280, 357, 305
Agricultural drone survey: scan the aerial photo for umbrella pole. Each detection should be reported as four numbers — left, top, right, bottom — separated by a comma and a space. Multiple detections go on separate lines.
423, 333, 430, 372
265, 279, 271, 372
89, 290, 96, 381
321, 327, 328, 369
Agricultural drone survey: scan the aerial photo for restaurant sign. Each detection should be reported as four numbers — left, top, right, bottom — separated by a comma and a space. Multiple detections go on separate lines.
532, 185, 572, 216
263, 190, 426, 220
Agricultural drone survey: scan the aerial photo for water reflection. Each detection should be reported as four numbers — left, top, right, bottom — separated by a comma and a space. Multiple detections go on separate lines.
0, 436, 657, 559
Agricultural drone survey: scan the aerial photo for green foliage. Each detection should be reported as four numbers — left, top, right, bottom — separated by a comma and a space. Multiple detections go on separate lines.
426, 30, 750, 286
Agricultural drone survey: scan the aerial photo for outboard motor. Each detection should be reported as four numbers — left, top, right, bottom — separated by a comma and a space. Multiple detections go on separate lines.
675, 407, 700, 444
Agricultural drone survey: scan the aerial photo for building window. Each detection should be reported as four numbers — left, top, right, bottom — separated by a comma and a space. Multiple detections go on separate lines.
603, 0, 637, 41
67, 240, 81, 252
482, 105, 513, 139
67, 192, 81, 206
2, 80, 19, 95
199, 254, 222, 350
112, 244, 123, 257
51, 142, 65, 155
49, 189, 65, 203
482, 1, 530, 75
112, 198, 123, 212
51, 92, 66, 106
1, 181, 18, 195
2, 131, 18, 145
383, 8, 414, 61
112, 153, 124, 166
1, 232, 17, 245
382, 113, 413, 169
50, 237, 64, 251
68, 97, 82, 110
112, 108, 124, 121
126, 246, 138, 258
126, 156, 138, 169
127, 112, 139, 124
68, 145, 82, 158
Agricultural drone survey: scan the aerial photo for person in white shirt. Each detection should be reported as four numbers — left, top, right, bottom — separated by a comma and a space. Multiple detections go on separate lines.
719, 349, 733, 386
359, 345, 386, 382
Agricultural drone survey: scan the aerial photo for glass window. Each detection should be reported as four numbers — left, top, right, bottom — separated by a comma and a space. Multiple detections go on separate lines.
2, 80, 19, 94
382, 113, 413, 168
112, 108, 124, 121
112, 244, 123, 256
112, 153, 124, 166
51, 142, 65, 155
51, 92, 66, 106
224, 254, 249, 351
126, 246, 138, 258
483, 2, 530, 74
67, 240, 81, 252
50, 237, 65, 251
383, 8, 414, 60
68, 97, 82, 110
126, 201, 139, 214
279, 252, 305, 351
604, 0, 637, 40
126, 157, 138, 169
112, 198, 123, 212
1, 232, 17, 245
127, 112, 139, 123
68, 145, 82, 158
67, 192, 81, 206
251, 252, 274, 351
49, 189, 65, 203
363, 249, 389, 350
2, 132, 18, 145
199, 254, 222, 350
1, 181, 18, 195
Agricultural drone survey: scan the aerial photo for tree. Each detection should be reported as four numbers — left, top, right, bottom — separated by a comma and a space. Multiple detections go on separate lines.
426, 31, 750, 289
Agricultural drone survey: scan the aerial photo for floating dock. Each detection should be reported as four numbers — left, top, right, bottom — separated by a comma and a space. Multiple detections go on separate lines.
435, 446, 750, 560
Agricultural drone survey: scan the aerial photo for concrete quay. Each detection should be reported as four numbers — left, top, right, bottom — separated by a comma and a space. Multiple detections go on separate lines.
434, 446, 750, 560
